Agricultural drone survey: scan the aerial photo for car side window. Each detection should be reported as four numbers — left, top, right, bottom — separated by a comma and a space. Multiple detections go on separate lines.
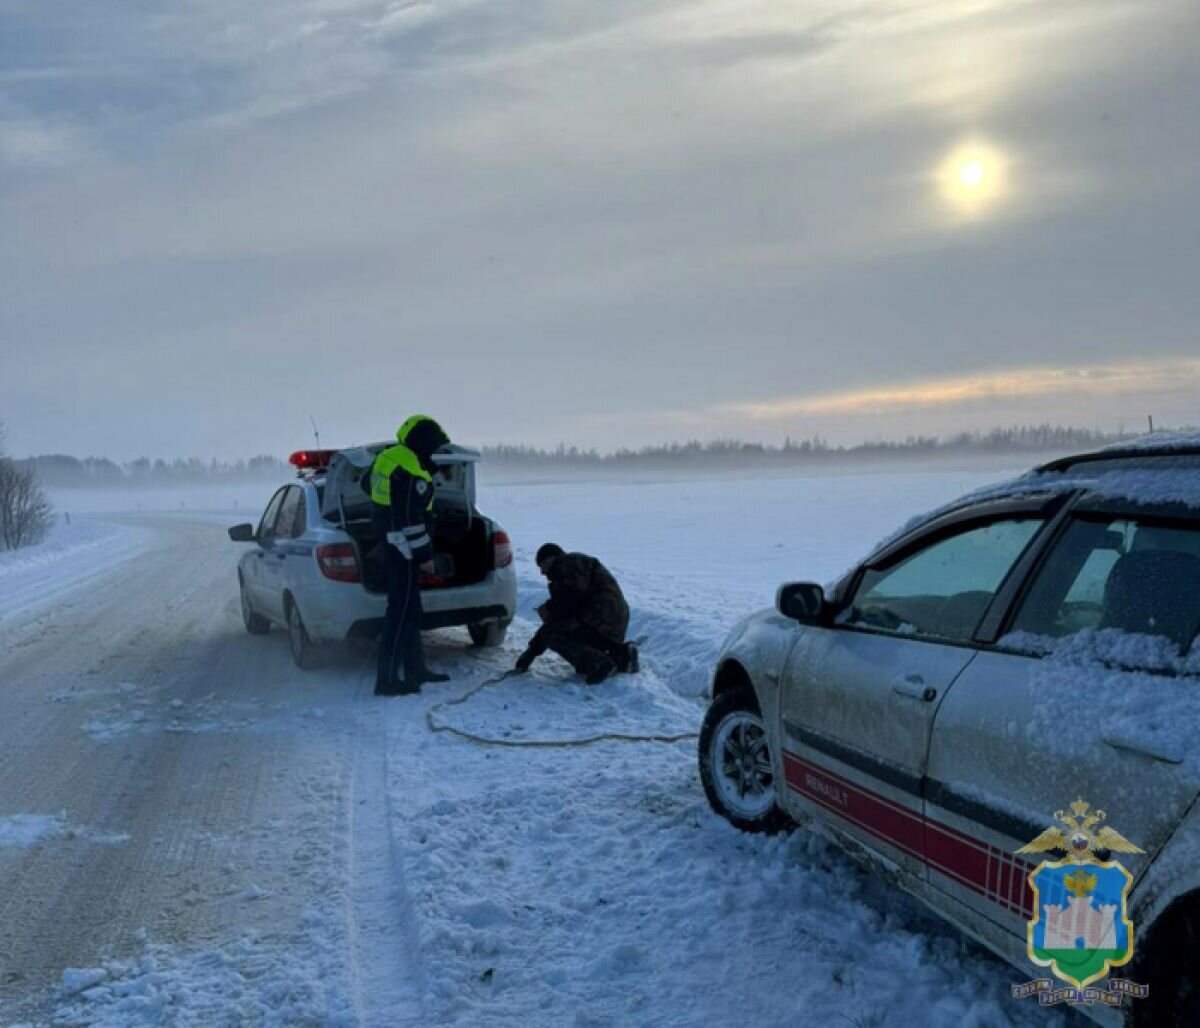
275, 487, 304, 540
842, 518, 1043, 642
1010, 517, 1200, 649
290, 490, 308, 537
257, 488, 288, 542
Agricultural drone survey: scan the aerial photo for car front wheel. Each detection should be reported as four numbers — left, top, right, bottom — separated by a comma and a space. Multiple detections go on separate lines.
286, 598, 318, 670
698, 685, 794, 834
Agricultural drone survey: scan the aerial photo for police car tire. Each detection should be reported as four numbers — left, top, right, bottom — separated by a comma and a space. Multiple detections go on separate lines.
240, 575, 270, 635
698, 686, 794, 835
468, 621, 508, 647
286, 598, 318, 670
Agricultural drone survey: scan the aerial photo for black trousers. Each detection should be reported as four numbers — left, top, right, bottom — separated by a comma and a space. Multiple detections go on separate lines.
537, 623, 628, 676
376, 548, 427, 686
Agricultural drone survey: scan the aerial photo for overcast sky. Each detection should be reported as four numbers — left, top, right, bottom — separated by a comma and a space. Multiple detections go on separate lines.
2, 0, 1198, 459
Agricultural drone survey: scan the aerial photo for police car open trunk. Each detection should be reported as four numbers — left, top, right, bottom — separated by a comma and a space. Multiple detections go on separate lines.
320, 444, 493, 594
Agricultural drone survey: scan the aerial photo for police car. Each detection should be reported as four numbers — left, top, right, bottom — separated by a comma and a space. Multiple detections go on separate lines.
698, 437, 1200, 1027
228, 443, 517, 669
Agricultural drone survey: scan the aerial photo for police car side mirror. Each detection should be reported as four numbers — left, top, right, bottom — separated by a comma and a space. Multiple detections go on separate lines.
777, 582, 827, 623
228, 523, 255, 542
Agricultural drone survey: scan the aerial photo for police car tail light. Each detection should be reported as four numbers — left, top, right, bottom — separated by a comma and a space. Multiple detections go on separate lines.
492, 530, 513, 569
289, 449, 336, 471
316, 543, 361, 582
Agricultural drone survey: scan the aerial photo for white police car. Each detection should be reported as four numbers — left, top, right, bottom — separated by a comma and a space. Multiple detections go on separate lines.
228, 443, 517, 669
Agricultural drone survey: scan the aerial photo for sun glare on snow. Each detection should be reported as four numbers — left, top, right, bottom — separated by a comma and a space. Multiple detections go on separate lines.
937, 142, 1007, 217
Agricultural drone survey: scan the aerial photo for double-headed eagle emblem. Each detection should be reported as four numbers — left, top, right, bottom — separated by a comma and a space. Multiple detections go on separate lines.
1017, 798, 1143, 863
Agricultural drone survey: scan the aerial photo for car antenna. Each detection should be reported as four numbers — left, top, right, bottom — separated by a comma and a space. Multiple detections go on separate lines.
309, 414, 321, 450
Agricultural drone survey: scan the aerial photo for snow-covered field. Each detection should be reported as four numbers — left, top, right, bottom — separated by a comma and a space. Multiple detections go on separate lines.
1, 467, 1080, 1027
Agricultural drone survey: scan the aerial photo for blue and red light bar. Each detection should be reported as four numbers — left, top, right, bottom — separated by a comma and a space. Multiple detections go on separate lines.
288, 449, 337, 470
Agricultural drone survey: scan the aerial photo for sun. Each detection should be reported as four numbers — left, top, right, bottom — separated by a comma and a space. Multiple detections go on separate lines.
937, 142, 1007, 216
958, 160, 986, 190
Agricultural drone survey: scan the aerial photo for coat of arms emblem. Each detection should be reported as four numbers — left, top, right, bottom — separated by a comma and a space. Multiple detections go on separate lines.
1012, 799, 1150, 1007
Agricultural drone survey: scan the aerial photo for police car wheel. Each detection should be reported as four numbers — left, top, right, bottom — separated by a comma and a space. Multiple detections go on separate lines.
286, 598, 318, 670
240, 575, 270, 635
468, 621, 508, 647
698, 686, 794, 835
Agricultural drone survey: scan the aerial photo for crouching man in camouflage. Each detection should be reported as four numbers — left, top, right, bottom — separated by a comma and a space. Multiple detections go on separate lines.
513, 543, 639, 685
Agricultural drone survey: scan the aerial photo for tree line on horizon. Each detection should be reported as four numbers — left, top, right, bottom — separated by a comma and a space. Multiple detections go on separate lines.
19, 454, 291, 489
481, 424, 1141, 467
13, 424, 1156, 488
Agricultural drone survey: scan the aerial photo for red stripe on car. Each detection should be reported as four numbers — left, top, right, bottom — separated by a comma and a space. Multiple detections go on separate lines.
783, 752, 1035, 916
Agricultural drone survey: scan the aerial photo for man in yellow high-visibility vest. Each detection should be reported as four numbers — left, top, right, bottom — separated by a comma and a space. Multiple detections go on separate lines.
371, 415, 451, 695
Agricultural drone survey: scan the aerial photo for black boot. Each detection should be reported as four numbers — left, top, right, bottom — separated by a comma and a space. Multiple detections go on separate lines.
412, 669, 450, 685
614, 642, 639, 674
375, 674, 420, 696
584, 655, 616, 685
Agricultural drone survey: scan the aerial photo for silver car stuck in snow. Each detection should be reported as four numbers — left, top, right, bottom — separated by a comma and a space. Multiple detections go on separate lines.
699, 438, 1200, 1028
228, 443, 517, 668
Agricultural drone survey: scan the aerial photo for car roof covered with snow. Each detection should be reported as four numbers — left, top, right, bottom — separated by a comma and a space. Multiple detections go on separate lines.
863, 432, 1200, 567
957, 431, 1200, 512
1020, 432, 1200, 512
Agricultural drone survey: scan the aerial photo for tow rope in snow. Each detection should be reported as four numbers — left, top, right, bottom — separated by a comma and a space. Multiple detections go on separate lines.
424, 667, 699, 750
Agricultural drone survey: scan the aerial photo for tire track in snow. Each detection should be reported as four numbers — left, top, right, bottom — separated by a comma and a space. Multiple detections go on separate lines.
346, 681, 428, 1028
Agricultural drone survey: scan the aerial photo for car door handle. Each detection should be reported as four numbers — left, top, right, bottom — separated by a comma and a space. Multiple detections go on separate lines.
1103, 735, 1183, 765
891, 674, 937, 703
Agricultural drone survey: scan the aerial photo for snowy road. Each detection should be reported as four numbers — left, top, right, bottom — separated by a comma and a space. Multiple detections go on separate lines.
0, 518, 370, 1025
0, 475, 1081, 1027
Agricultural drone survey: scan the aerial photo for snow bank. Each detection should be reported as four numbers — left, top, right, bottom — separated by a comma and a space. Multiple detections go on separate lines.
0, 518, 128, 577
0, 517, 147, 625
48, 918, 355, 1028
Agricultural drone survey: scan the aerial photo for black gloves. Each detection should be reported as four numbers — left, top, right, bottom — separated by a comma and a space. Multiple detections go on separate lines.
515, 626, 548, 673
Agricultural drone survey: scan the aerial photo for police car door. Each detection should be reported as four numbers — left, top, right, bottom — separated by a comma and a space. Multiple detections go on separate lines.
781, 504, 1052, 882
249, 487, 287, 615
256, 486, 300, 622
925, 503, 1200, 939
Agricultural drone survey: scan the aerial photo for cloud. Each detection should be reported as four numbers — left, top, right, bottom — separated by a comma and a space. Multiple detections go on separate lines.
2, 0, 1199, 459
0, 113, 85, 167
718, 358, 1200, 420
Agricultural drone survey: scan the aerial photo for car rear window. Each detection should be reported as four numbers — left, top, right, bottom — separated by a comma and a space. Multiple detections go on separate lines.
1010, 516, 1200, 651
